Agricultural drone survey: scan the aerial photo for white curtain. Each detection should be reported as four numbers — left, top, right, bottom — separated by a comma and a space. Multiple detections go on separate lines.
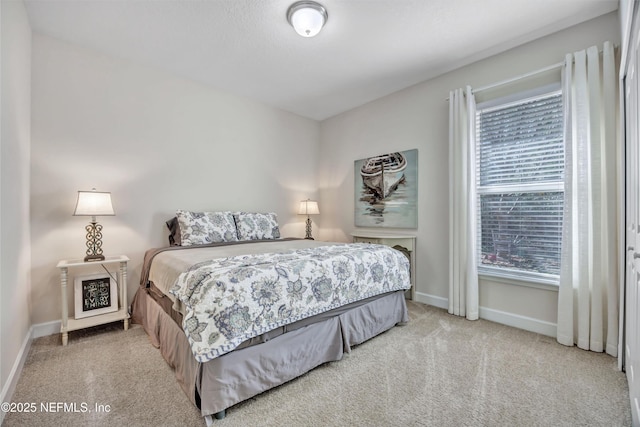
557, 42, 618, 355
448, 86, 479, 320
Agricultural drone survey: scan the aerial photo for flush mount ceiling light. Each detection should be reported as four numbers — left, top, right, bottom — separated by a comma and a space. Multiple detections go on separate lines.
287, 1, 328, 38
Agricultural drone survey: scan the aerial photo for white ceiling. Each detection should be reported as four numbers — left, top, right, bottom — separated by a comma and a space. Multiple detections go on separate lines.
24, 0, 618, 121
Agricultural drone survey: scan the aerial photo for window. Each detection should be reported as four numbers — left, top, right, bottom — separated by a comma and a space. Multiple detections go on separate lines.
476, 87, 563, 282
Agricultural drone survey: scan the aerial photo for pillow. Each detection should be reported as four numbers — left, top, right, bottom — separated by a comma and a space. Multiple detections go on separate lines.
233, 212, 280, 241
175, 210, 239, 246
166, 217, 181, 246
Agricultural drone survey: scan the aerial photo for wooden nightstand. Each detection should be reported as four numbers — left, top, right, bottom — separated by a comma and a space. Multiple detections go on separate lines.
351, 232, 416, 300
56, 255, 130, 345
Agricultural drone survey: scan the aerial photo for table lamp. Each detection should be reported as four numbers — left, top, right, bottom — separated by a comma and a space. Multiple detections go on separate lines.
73, 189, 115, 261
298, 199, 319, 240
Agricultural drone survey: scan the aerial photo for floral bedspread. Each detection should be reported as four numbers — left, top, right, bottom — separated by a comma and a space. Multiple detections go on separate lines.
170, 243, 410, 362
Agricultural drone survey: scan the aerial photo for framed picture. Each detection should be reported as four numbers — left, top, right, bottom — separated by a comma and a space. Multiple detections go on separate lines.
74, 273, 118, 319
354, 148, 418, 228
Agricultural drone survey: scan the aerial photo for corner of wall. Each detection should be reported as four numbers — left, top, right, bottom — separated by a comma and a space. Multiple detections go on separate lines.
1, 0, 33, 410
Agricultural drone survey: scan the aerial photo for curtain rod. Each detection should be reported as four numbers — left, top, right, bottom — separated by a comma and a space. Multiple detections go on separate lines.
472, 61, 563, 94
445, 61, 563, 101
447, 45, 616, 101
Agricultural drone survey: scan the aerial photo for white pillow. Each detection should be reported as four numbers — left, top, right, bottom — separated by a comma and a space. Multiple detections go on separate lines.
233, 212, 280, 240
175, 210, 238, 246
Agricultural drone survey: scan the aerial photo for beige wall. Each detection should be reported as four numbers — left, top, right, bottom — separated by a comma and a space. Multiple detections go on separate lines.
318, 12, 620, 331
1, 0, 32, 405
30, 35, 320, 325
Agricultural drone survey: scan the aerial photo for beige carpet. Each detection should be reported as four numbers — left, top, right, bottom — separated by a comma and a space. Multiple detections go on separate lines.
2, 301, 632, 427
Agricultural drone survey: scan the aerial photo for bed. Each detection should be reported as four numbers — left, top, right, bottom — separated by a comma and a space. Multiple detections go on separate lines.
131, 211, 411, 424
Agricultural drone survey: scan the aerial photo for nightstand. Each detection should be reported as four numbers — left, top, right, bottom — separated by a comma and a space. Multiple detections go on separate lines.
56, 255, 130, 345
351, 232, 416, 300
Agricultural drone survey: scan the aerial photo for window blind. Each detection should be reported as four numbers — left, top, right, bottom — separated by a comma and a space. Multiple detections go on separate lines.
476, 91, 564, 277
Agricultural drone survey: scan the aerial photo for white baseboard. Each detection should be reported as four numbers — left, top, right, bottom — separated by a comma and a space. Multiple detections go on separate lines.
0, 328, 33, 425
32, 320, 60, 339
0, 320, 60, 424
479, 306, 557, 337
412, 292, 557, 337
413, 291, 448, 309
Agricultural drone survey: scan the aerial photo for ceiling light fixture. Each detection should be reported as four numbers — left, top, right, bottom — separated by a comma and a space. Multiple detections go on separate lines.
287, 1, 328, 38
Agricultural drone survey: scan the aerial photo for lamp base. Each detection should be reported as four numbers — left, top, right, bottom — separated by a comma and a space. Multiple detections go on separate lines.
83, 221, 105, 262
304, 216, 314, 240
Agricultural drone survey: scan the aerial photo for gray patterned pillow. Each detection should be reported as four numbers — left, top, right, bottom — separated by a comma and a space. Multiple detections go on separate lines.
233, 212, 280, 241
176, 210, 238, 246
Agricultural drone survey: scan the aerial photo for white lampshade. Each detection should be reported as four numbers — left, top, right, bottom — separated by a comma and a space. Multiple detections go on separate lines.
73, 190, 115, 216
298, 199, 320, 215
287, 1, 327, 37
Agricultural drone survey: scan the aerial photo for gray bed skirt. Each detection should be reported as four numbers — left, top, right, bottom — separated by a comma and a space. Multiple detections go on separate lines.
131, 286, 409, 418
